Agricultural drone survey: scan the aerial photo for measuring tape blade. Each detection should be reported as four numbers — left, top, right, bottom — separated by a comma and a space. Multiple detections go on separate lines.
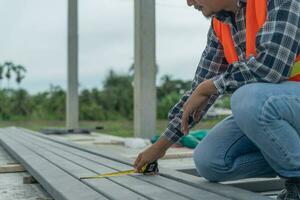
80, 170, 135, 180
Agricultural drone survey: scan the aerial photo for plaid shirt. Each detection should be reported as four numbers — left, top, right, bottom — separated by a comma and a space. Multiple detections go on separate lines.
162, 0, 300, 143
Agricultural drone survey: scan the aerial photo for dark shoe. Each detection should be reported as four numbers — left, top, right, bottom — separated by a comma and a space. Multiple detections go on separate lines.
277, 178, 300, 200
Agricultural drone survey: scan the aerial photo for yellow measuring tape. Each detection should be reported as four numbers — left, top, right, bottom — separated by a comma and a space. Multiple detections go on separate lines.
79, 161, 159, 180
80, 169, 137, 179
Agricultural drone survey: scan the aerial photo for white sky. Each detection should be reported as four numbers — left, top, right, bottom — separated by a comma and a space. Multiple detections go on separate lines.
0, 0, 210, 93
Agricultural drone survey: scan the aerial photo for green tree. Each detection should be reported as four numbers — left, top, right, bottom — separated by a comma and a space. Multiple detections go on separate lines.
4, 61, 13, 88
9, 89, 33, 119
0, 89, 12, 120
43, 85, 66, 120
31, 91, 49, 120
14, 65, 26, 85
157, 91, 181, 119
0, 64, 4, 88
157, 75, 191, 101
1, 62, 27, 88
79, 89, 105, 120
101, 70, 134, 120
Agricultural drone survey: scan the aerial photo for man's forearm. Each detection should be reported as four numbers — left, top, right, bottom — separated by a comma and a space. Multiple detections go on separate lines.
153, 135, 174, 153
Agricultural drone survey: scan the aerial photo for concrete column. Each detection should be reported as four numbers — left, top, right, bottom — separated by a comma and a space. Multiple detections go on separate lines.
66, 0, 79, 129
134, 0, 157, 138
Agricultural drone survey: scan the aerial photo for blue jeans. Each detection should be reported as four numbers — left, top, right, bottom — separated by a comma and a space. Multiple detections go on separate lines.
193, 81, 300, 182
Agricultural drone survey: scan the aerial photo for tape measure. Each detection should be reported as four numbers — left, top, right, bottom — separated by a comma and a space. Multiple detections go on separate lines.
79, 161, 159, 180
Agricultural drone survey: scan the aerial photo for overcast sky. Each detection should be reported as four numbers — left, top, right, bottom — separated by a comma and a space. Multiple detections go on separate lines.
0, 0, 210, 93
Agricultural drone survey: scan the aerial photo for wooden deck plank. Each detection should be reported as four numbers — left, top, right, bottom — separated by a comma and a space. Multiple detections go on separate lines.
0, 131, 107, 200
224, 178, 284, 192
11, 128, 230, 200
22, 128, 232, 200
159, 169, 273, 200
15, 131, 192, 200
16, 127, 274, 200
3, 130, 150, 200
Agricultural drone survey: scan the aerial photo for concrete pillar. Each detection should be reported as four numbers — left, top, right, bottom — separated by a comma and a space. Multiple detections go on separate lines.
66, 0, 79, 129
134, 0, 157, 138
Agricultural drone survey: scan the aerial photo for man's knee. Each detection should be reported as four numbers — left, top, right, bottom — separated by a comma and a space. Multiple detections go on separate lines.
230, 83, 266, 128
193, 144, 228, 182
231, 83, 258, 114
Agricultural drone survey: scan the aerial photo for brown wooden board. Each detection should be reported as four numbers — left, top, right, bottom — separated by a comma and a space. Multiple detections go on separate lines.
0, 164, 25, 173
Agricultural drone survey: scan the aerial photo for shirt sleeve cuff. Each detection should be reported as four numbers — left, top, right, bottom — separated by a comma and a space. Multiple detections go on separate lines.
212, 75, 226, 95
161, 129, 181, 144
162, 117, 184, 144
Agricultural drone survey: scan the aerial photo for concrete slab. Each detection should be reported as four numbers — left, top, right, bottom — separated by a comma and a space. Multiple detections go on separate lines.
0, 140, 51, 200
0, 172, 51, 200
0, 145, 15, 165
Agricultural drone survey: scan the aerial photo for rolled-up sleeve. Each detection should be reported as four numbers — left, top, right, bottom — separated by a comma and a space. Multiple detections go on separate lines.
162, 25, 228, 144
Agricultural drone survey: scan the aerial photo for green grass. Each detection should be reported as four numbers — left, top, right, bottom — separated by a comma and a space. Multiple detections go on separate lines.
0, 117, 227, 137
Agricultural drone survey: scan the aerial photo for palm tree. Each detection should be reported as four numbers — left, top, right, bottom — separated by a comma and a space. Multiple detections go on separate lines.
4, 62, 13, 88
161, 74, 172, 84
2, 62, 27, 88
0, 64, 4, 89
14, 65, 26, 86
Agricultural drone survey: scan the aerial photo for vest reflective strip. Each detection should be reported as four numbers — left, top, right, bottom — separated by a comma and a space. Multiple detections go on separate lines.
289, 74, 300, 82
290, 55, 300, 81
246, 0, 267, 58
213, 19, 239, 63
213, 0, 267, 62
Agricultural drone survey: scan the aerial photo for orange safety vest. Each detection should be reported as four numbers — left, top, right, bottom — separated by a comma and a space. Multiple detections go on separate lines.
212, 0, 300, 82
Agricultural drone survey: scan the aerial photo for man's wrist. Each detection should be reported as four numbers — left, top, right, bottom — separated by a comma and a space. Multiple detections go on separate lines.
197, 79, 219, 96
153, 135, 173, 152
212, 75, 226, 95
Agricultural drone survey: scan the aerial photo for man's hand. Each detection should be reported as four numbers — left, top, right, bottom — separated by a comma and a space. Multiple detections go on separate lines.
181, 79, 218, 135
134, 146, 165, 172
134, 136, 173, 172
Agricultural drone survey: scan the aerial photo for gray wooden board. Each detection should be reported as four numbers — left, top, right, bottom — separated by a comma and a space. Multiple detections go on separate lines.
23, 129, 233, 200
3, 131, 149, 200
18, 127, 274, 200
10, 128, 231, 200
8, 131, 189, 200
0, 131, 107, 200
178, 168, 284, 193
17, 128, 270, 200
224, 178, 284, 192
159, 169, 273, 200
